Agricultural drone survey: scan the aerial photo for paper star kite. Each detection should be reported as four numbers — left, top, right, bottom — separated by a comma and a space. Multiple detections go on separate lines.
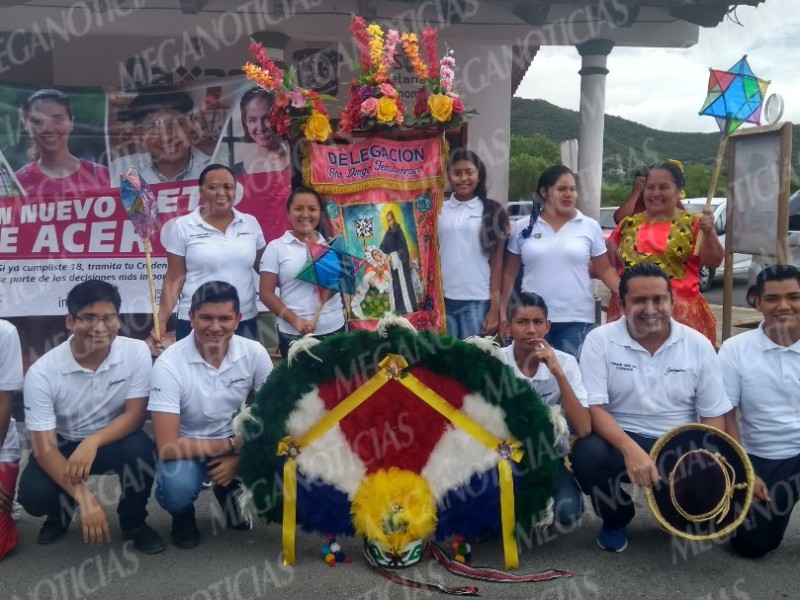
120, 170, 159, 239
699, 55, 770, 136
296, 236, 366, 295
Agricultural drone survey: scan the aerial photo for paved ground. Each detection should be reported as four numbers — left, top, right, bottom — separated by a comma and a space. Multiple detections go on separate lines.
4, 295, 789, 600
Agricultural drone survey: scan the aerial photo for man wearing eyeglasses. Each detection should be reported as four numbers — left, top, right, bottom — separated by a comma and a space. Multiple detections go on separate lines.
110, 89, 211, 185
18, 279, 165, 554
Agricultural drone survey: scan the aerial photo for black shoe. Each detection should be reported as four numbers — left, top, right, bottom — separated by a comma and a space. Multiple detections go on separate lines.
37, 516, 69, 545
171, 508, 199, 549
213, 484, 250, 531
123, 523, 166, 555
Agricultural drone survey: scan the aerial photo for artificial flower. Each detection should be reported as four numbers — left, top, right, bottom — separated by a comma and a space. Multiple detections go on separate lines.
361, 97, 379, 118
274, 93, 290, 109
367, 23, 384, 70
358, 85, 376, 101
413, 86, 430, 117
378, 83, 397, 99
421, 27, 439, 79
303, 110, 332, 142
376, 96, 398, 123
428, 94, 453, 123
289, 90, 307, 109
452, 97, 465, 114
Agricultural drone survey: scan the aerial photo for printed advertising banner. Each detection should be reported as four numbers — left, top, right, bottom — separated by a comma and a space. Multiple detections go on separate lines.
0, 78, 292, 317
304, 135, 447, 333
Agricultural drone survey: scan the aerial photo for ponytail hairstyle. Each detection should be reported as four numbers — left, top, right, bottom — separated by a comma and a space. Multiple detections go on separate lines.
286, 185, 330, 239
448, 147, 509, 255
520, 164, 574, 239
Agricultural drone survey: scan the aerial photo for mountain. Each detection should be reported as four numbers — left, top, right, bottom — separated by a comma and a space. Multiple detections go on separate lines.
510, 97, 800, 174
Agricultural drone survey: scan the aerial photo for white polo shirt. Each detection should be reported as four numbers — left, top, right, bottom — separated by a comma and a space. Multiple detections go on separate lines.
719, 325, 800, 460
507, 211, 607, 323
259, 231, 346, 336
0, 320, 23, 463
437, 195, 490, 300
579, 318, 731, 438
500, 342, 588, 409
24, 336, 152, 441
161, 207, 266, 320
148, 333, 272, 439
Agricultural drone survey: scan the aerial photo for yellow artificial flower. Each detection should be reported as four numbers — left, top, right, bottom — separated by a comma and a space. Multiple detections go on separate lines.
242, 63, 275, 90
367, 23, 384, 70
428, 94, 454, 123
303, 110, 332, 142
376, 96, 398, 123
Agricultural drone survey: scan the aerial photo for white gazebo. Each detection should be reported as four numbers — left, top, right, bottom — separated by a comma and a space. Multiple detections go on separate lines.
0, 0, 764, 219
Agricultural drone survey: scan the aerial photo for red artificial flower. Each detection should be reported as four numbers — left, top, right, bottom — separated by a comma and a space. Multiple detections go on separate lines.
413, 86, 430, 117
275, 93, 290, 109
421, 27, 439, 79
452, 97, 465, 114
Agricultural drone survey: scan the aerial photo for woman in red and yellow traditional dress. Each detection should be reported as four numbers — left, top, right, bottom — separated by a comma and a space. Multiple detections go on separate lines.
606, 161, 724, 345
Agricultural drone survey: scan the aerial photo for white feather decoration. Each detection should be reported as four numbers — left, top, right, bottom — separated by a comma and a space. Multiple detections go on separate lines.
236, 484, 257, 529
464, 336, 503, 360
536, 496, 555, 528
548, 405, 570, 457
287, 334, 323, 365
232, 405, 258, 439
376, 313, 418, 338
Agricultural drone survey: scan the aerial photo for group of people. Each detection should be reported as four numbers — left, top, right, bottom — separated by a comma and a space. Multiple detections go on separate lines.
1, 149, 798, 566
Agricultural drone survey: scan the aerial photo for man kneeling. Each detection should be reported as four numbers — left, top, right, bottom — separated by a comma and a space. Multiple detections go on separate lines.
19, 280, 164, 553
149, 281, 272, 549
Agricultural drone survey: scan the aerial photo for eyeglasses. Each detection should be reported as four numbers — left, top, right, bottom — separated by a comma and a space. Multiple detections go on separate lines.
138, 115, 193, 134
72, 313, 120, 326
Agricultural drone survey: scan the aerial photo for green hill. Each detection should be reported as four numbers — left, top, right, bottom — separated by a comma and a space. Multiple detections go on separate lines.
510, 97, 800, 174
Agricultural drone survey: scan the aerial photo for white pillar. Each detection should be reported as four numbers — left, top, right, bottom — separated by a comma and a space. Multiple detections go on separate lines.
576, 40, 613, 220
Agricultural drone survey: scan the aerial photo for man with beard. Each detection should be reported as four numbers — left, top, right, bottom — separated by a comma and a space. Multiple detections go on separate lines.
379, 209, 418, 315
570, 263, 730, 553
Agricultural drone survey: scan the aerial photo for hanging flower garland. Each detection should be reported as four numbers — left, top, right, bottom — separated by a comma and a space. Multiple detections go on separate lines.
243, 41, 334, 142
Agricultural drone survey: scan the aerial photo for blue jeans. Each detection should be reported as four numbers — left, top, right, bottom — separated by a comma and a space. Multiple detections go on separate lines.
553, 462, 584, 527
176, 317, 259, 342
155, 459, 208, 516
545, 322, 594, 359
444, 298, 490, 340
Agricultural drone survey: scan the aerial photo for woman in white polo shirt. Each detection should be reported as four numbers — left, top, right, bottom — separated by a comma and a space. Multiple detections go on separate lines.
259, 186, 346, 357
438, 148, 509, 339
150, 164, 266, 344
500, 165, 620, 358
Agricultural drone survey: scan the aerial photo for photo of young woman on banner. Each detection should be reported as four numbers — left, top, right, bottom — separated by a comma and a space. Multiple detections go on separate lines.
305, 135, 447, 333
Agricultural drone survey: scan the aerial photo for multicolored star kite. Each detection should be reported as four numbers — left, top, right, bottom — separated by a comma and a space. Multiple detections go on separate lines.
296, 236, 366, 295
699, 55, 770, 136
120, 170, 159, 239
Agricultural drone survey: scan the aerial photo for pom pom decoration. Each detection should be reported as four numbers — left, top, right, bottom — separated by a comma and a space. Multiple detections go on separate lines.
237, 326, 560, 571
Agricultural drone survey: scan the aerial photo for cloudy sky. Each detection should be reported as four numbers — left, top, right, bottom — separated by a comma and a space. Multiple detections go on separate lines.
515, 0, 798, 133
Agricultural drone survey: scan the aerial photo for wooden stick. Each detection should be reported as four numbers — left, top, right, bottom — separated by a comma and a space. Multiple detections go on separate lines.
144, 239, 160, 338
311, 289, 336, 328
693, 136, 728, 256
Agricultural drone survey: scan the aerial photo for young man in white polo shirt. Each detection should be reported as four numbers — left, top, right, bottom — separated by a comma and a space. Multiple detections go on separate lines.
0, 319, 23, 560
149, 281, 272, 549
18, 280, 164, 554
571, 263, 731, 552
720, 265, 800, 558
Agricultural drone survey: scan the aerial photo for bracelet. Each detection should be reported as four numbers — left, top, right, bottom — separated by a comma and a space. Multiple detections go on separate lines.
228, 436, 237, 456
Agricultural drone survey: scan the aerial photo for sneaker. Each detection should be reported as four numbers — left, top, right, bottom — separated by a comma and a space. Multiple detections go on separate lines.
171, 508, 200, 549
213, 485, 250, 531
597, 526, 628, 553
122, 523, 166, 555
37, 516, 69, 545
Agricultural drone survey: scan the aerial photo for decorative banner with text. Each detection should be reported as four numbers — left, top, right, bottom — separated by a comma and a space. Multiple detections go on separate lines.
304, 135, 447, 333
0, 78, 292, 317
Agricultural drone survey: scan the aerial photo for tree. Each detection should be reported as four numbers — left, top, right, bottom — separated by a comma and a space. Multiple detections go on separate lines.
508, 154, 549, 202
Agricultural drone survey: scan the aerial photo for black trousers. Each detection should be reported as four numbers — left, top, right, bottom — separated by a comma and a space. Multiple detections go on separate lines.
570, 432, 658, 529
18, 430, 157, 531
731, 452, 800, 558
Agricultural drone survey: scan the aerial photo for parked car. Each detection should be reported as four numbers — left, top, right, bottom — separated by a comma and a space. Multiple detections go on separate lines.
508, 200, 534, 223
682, 197, 753, 292
598, 206, 617, 240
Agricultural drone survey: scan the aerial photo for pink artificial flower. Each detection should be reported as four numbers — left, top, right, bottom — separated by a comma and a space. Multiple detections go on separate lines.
452, 97, 465, 114
289, 90, 307, 109
361, 97, 379, 117
378, 83, 398, 99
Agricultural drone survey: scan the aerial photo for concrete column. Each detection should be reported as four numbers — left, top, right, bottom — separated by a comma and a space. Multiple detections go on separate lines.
576, 39, 614, 220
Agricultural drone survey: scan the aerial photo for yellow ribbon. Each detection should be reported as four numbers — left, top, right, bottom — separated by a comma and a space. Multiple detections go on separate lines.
396, 365, 523, 569
277, 355, 405, 564
278, 353, 525, 569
